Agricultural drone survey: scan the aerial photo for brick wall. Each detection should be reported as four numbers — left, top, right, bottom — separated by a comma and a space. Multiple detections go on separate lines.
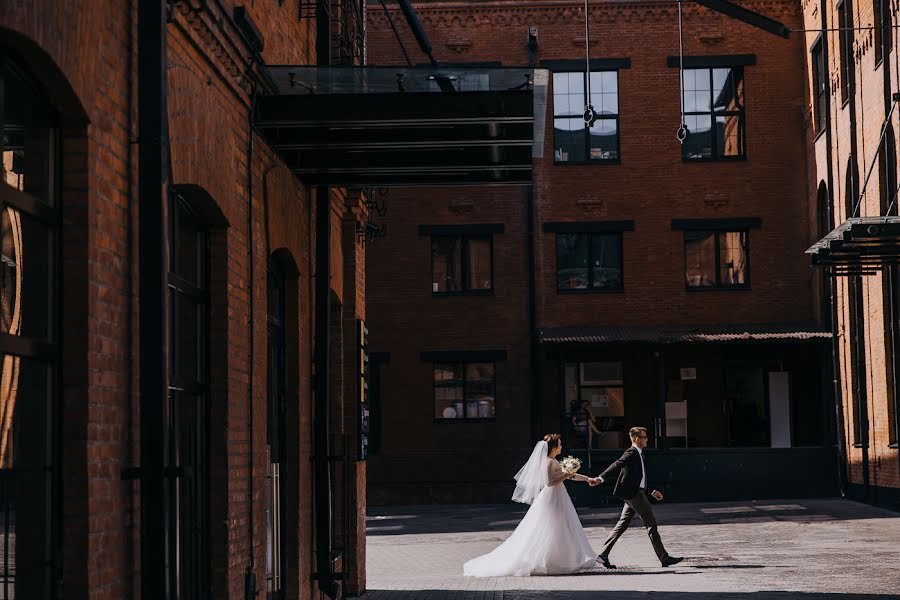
801, 0, 900, 502
366, 0, 820, 504
1, 1, 366, 598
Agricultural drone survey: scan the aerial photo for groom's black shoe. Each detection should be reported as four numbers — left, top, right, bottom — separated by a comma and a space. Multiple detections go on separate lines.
661, 556, 684, 567
596, 555, 616, 569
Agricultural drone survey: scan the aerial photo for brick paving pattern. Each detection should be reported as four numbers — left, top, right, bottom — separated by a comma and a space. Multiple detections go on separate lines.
360, 499, 900, 600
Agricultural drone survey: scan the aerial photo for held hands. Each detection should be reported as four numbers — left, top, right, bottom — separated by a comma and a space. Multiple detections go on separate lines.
587, 476, 603, 487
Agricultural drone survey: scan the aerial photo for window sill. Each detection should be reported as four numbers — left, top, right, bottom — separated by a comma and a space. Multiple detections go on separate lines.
682, 156, 747, 163
432, 290, 495, 297
685, 285, 752, 292
888, 443, 898, 449
853, 443, 869, 449
557, 287, 624, 294
433, 417, 496, 424
554, 159, 621, 166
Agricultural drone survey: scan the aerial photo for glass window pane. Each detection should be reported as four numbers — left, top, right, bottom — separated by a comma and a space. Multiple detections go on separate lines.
0, 207, 51, 340
683, 114, 712, 159
712, 68, 736, 110
434, 363, 464, 418
685, 231, 716, 287
465, 237, 491, 290
556, 233, 589, 290
719, 231, 748, 286
175, 204, 203, 286
174, 291, 201, 383
715, 113, 743, 157
580, 362, 623, 385
0, 354, 53, 599
554, 118, 586, 162
2, 66, 56, 206
464, 362, 495, 418
431, 237, 461, 292
590, 234, 622, 289
589, 119, 618, 161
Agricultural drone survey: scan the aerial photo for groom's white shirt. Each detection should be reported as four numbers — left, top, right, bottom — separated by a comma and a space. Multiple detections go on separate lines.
632, 443, 647, 489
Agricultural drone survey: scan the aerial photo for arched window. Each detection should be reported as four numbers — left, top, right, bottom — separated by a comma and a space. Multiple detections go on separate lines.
168, 188, 210, 599
817, 182, 833, 329
845, 160, 868, 446
0, 52, 59, 600
266, 257, 286, 600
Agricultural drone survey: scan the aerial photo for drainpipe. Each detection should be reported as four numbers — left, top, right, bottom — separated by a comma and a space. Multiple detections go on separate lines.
313, 0, 336, 595
137, 0, 170, 597
526, 184, 540, 440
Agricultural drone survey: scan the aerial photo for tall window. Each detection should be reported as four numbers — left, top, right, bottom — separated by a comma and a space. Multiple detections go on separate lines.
0, 54, 59, 600
837, 0, 855, 105
811, 39, 828, 134
681, 67, 746, 160
556, 233, 623, 291
168, 191, 209, 599
266, 259, 286, 599
431, 235, 492, 293
684, 230, 750, 289
880, 130, 899, 446
874, 0, 893, 65
433, 362, 495, 420
552, 71, 619, 162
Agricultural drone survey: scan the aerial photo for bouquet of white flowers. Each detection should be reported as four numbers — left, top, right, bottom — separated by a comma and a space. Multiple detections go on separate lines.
559, 455, 582, 478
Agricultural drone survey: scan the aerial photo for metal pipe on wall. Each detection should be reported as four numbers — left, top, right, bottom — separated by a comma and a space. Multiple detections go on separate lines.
313, 0, 337, 595
137, 0, 170, 597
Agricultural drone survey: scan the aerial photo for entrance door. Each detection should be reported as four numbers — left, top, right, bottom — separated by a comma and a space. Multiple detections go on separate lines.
723, 367, 769, 447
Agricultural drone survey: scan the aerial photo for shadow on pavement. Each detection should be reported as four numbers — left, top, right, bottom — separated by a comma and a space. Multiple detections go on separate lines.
359, 592, 898, 600
366, 498, 899, 537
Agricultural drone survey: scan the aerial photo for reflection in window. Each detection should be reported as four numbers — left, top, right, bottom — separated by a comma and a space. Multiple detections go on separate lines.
431, 235, 493, 293
556, 233, 623, 291
564, 361, 625, 449
685, 230, 749, 288
553, 71, 619, 162
682, 67, 745, 160
0, 54, 58, 600
434, 362, 495, 420
837, 0, 855, 104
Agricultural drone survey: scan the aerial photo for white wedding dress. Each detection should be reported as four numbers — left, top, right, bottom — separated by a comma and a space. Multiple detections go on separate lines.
463, 450, 597, 577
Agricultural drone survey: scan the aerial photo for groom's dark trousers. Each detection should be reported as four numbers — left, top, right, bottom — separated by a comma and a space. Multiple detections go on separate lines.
598, 489, 668, 561
596, 446, 670, 562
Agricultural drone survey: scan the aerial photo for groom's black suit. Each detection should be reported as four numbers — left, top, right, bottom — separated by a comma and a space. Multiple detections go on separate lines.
596, 446, 672, 564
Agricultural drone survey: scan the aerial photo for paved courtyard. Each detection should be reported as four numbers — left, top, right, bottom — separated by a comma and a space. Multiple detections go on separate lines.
360, 498, 900, 600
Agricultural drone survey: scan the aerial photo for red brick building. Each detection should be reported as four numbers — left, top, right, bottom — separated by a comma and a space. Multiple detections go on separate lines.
1, 1, 368, 598
801, 0, 900, 510
365, 0, 838, 505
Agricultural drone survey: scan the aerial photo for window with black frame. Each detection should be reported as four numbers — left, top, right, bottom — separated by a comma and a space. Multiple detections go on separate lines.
875, 0, 893, 64
431, 235, 492, 293
837, 0, 855, 105
0, 54, 59, 600
433, 362, 495, 420
681, 67, 745, 160
168, 191, 209, 599
556, 232, 623, 291
266, 259, 287, 600
552, 71, 619, 163
684, 230, 750, 289
811, 40, 827, 135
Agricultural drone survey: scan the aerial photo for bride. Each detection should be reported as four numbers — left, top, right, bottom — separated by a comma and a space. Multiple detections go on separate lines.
463, 433, 598, 577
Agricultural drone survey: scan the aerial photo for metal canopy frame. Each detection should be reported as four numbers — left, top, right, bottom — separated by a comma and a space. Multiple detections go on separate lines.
254, 66, 546, 186
806, 216, 900, 275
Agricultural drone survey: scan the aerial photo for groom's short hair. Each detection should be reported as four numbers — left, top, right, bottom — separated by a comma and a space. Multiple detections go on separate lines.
629, 426, 648, 440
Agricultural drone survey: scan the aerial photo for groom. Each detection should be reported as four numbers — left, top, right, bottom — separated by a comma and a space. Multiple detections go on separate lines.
588, 426, 683, 569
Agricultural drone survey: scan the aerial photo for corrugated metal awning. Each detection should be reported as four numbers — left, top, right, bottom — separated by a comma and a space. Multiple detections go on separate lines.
806, 216, 900, 276
539, 323, 831, 344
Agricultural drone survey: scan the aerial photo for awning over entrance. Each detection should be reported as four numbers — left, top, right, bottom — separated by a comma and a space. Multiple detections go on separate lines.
539, 323, 831, 344
806, 216, 900, 275
254, 66, 547, 186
